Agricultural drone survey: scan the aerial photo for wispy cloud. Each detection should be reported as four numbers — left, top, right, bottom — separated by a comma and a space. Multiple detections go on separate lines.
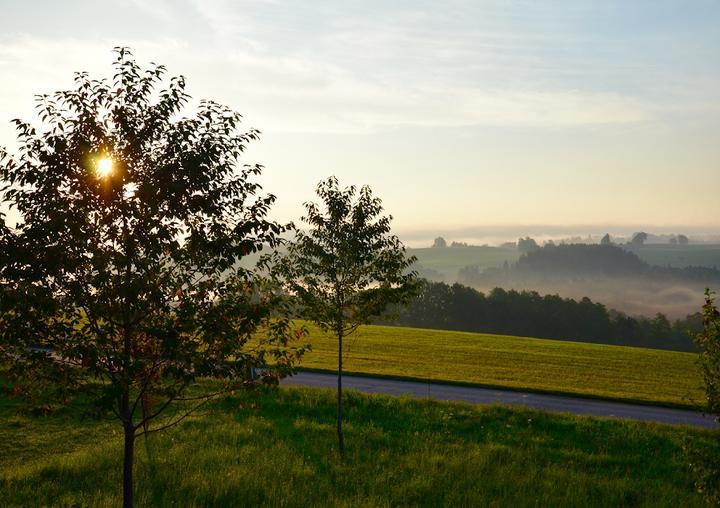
2, 1, 717, 135
1, 0, 718, 230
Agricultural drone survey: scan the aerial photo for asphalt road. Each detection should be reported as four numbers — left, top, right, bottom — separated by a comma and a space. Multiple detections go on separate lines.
283, 371, 718, 429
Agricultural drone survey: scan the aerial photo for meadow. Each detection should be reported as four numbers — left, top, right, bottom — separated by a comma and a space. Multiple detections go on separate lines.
407, 245, 519, 280
1, 386, 716, 507
408, 244, 720, 281
626, 244, 720, 269
297, 323, 703, 408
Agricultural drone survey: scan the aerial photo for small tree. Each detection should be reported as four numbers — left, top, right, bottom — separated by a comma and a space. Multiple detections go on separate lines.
689, 289, 720, 503
0, 48, 304, 507
630, 231, 648, 246
517, 236, 539, 254
432, 236, 447, 248
600, 233, 612, 245
282, 177, 419, 455
678, 234, 690, 245
695, 289, 720, 419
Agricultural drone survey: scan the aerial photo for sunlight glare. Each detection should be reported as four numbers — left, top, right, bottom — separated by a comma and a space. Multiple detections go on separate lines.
97, 157, 113, 178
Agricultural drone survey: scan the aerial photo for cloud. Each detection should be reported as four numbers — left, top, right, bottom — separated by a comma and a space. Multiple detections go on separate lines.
0, 33, 658, 138
1, 0, 716, 137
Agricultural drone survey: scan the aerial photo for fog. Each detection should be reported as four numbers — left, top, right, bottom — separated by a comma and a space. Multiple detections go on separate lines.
410, 238, 720, 319
399, 225, 720, 249
464, 278, 712, 320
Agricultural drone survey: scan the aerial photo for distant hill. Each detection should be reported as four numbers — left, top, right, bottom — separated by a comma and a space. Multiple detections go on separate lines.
453, 244, 720, 318
407, 245, 520, 281
408, 242, 720, 282
512, 244, 720, 282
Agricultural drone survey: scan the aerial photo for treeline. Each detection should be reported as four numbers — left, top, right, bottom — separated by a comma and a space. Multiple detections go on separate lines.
382, 281, 702, 351
462, 243, 720, 284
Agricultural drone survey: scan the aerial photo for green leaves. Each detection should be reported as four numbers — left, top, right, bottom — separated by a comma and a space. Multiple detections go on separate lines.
694, 289, 720, 418
0, 48, 303, 431
690, 288, 720, 504
282, 176, 420, 335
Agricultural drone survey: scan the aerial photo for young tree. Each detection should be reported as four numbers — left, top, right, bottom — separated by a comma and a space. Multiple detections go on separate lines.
282, 177, 419, 455
0, 48, 305, 507
689, 289, 720, 503
694, 290, 720, 417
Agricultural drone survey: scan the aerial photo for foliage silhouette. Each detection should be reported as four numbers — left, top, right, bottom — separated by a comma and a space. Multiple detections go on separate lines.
385, 280, 702, 351
0, 47, 305, 507
688, 290, 720, 503
281, 176, 419, 455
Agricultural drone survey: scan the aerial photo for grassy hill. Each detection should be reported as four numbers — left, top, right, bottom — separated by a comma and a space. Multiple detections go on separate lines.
297, 323, 703, 408
408, 244, 720, 281
626, 244, 720, 268
1, 387, 716, 507
407, 245, 520, 280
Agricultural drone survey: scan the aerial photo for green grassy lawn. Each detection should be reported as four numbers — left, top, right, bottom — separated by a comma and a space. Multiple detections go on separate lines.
297, 323, 703, 408
1, 386, 716, 507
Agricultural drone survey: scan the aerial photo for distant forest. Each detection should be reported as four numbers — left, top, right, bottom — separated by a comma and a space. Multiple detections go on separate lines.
460, 243, 720, 285
454, 243, 720, 319
382, 281, 702, 352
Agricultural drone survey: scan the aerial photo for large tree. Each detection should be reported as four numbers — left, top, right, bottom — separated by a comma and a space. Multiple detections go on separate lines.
0, 48, 304, 507
281, 177, 419, 455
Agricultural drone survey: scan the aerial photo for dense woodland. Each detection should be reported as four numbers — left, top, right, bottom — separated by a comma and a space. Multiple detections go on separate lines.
383, 281, 702, 351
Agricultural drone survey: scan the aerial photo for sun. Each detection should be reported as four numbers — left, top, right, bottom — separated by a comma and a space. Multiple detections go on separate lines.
97, 157, 113, 177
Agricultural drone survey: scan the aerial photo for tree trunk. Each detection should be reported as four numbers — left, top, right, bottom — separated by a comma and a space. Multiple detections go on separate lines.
123, 424, 135, 508
337, 329, 345, 456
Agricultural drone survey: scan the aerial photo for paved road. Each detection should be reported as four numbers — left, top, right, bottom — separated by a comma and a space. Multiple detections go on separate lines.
283, 371, 718, 428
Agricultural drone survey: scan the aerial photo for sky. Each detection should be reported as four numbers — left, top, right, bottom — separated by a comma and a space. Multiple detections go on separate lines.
1, 0, 719, 242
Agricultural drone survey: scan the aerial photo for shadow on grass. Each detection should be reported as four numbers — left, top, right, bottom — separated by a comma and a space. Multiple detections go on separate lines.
1, 385, 718, 507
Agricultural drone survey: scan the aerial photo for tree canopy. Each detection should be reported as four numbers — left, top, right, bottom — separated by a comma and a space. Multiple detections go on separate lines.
432, 236, 447, 248
0, 47, 305, 507
386, 280, 701, 352
282, 176, 419, 454
631, 231, 648, 246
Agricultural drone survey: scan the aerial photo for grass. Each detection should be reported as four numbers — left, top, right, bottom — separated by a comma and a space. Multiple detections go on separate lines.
1, 386, 717, 507
408, 245, 519, 279
297, 323, 704, 408
627, 244, 720, 269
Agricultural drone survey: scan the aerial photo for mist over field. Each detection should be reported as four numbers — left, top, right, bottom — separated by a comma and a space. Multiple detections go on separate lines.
399, 226, 720, 249
466, 277, 711, 320
409, 237, 720, 319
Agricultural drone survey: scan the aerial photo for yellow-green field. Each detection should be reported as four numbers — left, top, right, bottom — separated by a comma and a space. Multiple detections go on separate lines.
297, 323, 703, 408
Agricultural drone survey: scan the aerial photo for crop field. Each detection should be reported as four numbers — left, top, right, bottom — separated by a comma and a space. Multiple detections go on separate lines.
1, 387, 716, 507
297, 323, 703, 408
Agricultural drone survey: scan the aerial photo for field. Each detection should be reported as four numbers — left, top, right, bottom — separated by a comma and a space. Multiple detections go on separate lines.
407, 245, 520, 280
297, 323, 703, 408
1, 386, 717, 507
626, 244, 720, 269
408, 244, 720, 281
